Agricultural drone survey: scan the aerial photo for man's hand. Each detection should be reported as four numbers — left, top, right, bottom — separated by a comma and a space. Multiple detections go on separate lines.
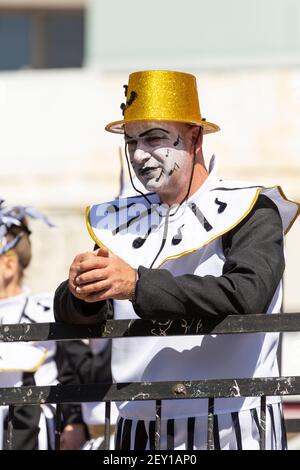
69, 247, 137, 303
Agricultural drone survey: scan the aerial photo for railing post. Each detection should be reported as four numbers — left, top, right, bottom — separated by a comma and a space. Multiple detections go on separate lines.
104, 401, 111, 450
7, 405, 14, 450
259, 396, 266, 450
155, 400, 162, 450
207, 397, 215, 450
55, 403, 62, 450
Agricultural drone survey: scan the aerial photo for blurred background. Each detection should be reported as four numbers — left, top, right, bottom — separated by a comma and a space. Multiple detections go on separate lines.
0, 0, 299, 446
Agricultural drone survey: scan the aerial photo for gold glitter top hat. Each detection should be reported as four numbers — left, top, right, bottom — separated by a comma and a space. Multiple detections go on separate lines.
105, 70, 220, 134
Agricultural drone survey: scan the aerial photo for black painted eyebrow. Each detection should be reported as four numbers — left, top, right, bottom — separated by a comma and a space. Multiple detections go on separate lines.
139, 128, 170, 138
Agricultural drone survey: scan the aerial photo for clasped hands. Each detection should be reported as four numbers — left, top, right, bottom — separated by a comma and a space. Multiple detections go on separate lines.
69, 247, 137, 303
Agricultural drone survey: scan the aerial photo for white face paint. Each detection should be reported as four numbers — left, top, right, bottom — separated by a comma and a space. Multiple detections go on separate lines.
125, 121, 193, 200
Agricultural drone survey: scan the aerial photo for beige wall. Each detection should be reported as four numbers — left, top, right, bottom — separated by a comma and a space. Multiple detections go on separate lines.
86, 0, 300, 69
0, 68, 299, 312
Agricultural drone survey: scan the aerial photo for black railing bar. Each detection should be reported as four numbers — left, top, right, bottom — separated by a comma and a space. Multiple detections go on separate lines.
1, 376, 300, 406
155, 400, 161, 450
55, 403, 62, 450
259, 396, 266, 451
104, 401, 111, 451
207, 397, 214, 450
7, 405, 14, 451
1, 313, 300, 342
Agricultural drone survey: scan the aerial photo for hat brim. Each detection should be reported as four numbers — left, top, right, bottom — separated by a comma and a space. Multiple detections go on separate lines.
105, 118, 220, 135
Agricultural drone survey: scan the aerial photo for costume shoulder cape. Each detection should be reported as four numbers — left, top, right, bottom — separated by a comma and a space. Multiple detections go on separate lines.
86, 179, 299, 269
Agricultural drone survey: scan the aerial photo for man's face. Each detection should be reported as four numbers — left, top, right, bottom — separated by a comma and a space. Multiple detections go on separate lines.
124, 121, 194, 196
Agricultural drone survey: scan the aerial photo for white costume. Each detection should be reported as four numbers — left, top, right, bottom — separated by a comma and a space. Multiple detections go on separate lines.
82, 157, 299, 449
0, 291, 59, 449
54, 70, 300, 449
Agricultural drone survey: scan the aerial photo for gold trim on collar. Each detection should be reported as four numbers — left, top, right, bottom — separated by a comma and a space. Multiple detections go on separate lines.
85, 206, 112, 253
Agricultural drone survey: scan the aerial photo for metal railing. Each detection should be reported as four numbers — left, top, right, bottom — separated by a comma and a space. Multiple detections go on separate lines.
1, 312, 300, 450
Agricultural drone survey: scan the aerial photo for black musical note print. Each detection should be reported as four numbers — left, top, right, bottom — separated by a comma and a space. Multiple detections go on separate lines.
132, 224, 158, 249
172, 224, 184, 245
214, 198, 227, 214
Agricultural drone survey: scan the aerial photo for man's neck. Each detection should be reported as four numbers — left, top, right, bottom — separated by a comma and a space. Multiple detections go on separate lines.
159, 162, 209, 206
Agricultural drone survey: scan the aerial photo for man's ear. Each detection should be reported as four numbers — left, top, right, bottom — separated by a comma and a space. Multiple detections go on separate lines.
190, 126, 203, 153
2, 253, 19, 283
